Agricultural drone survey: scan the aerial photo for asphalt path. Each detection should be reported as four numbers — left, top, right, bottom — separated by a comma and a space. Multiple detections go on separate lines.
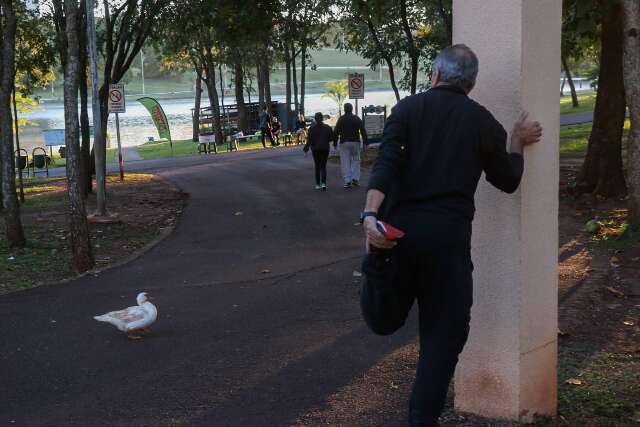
1, 148, 419, 426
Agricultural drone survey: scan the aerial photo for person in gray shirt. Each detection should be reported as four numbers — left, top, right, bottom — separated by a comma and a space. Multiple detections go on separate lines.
334, 103, 368, 188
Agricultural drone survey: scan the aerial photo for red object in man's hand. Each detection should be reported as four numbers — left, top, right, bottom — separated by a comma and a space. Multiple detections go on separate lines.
375, 220, 405, 241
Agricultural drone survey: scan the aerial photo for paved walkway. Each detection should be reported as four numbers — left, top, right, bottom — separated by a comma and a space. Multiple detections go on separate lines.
1, 148, 417, 426
560, 111, 594, 126
120, 146, 143, 162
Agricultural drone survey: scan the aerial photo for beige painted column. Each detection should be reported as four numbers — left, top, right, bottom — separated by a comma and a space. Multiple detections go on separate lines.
452, 0, 561, 422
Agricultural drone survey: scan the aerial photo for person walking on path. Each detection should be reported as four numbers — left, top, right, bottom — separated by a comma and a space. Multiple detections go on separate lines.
334, 103, 368, 188
304, 112, 334, 190
295, 113, 307, 144
359, 44, 542, 427
259, 105, 276, 148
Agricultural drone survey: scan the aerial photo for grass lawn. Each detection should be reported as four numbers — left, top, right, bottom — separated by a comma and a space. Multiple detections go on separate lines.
559, 119, 631, 157
46, 148, 116, 169
560, 123, 592, 156
136, 135, 276, 160
560, 90, 597, 115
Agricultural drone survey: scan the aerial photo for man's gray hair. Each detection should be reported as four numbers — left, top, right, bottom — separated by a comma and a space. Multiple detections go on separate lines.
433, 44, 479, 92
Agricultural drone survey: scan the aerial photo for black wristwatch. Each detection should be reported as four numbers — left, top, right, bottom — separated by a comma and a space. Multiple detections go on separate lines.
360, 211, 377, 224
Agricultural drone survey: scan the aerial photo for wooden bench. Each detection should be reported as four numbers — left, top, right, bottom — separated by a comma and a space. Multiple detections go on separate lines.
232, 134, 254, 151
279, 132, 294, 146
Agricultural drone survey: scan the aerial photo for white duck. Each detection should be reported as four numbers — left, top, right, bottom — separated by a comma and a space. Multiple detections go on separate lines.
94, 292, 157, 339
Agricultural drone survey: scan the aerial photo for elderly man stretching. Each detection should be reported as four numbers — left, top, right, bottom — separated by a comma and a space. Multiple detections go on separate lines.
360, 44, 542, 426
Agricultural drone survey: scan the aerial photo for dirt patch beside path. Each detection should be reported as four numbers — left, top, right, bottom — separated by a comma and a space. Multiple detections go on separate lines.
1, 174, 187, 295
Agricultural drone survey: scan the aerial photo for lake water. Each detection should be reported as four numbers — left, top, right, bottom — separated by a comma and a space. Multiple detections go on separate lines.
19, 90, 406, 151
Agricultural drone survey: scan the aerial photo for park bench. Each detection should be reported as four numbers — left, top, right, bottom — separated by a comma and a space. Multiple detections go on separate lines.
15, 149, 29, 177
30, 147, 50, 177
279, 132, 294, 146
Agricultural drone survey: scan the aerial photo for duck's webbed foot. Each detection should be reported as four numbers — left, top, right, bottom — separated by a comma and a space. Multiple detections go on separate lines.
127, 330, 143, 340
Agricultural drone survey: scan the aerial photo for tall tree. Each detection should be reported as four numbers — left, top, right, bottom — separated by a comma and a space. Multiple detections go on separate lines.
622, 0, 640, 224
339, 0, 451, 98
577, 0, 627, 197
93, 0, 166, 215
0, 0, 26, 247
78, 0, 91, 196
63, 0, 93, 271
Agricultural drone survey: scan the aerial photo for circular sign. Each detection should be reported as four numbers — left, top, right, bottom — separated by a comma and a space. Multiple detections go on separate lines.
350, 78, 363, 90
109, 90, 122, 103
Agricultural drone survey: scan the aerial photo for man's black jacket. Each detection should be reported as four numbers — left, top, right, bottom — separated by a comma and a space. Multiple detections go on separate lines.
334, 112, 368, 144
368, 85, 524, 221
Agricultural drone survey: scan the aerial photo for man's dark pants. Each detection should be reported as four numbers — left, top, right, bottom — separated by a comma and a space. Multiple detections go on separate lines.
361, 207, 473, 426
261, 127, 275, 148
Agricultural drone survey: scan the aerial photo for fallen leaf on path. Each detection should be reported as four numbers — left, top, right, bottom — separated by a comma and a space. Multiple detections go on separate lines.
261, 269, 271, 274
606, 286, 625, 297
623, 321, 635, 326
234, 211, 243, 216
565, 378, 582, 385
390, 383, 399, 389
353, 271, 363, 277
558, 329, 570, 338
607, 304, 622, 310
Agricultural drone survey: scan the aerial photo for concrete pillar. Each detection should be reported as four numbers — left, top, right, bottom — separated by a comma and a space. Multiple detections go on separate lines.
452, 0, 561, 422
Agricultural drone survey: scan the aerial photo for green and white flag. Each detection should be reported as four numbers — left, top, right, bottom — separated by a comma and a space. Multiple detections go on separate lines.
137, 97, 172, 142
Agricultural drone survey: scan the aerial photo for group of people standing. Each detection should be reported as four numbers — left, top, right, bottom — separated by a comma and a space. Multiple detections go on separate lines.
303, 102, 368, 190
258, 105, 282, 148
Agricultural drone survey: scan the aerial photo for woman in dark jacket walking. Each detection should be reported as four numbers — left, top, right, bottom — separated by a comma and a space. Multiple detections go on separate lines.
304, 112, 334, 190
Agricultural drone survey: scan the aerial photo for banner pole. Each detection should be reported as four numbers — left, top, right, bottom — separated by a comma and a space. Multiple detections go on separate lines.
116, 112, 124, 181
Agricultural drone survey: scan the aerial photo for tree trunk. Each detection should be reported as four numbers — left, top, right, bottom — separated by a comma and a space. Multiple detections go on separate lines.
577, 0, 627, 197
12, 90, 24, 203
79, 15, 91, 197
63, 0, 94, 272
622, 0, 640, 224
0, 0, 26, 247
218, 62, 226, 133
364, 15, 400, 101
203, 51, 223, 144
292, 43, 299, 118
562, 55, 579, 108
300, 43, 306, 115
257, 62, 265, 108
263, 58, 272, 111
193, 71, 202, 141
284, 44, 292, 131
234, 61, 248, 133
399, 0, 418, 95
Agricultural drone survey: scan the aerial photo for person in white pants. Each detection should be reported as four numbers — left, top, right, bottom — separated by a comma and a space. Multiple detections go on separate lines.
334, 103, 368, 188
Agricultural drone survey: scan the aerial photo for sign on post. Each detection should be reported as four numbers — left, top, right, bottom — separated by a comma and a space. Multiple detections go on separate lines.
362, 105, 387, 145
348, 73, 365, 99
108, 83, 126, 114
108, 83, 126, 181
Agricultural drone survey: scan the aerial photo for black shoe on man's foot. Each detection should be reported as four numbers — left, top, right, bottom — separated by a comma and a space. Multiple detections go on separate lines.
351, 179, 359, 187
343, 182, 351, 189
